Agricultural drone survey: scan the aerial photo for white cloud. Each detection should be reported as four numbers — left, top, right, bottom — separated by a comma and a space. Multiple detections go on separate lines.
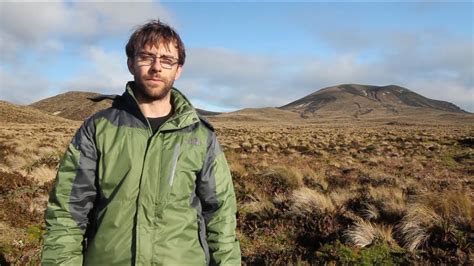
0, 0, 174, 103
177, 45, 473, 112
0, 67, 51, 104
0, 1, 174, 60
0, 1, 472, 113
60, 46, 130, 94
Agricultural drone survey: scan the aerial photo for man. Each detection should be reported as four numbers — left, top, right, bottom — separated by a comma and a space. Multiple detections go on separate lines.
42, 20, 241, 265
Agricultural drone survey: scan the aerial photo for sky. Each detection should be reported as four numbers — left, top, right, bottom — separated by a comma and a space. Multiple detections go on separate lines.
0, 1, 473, 112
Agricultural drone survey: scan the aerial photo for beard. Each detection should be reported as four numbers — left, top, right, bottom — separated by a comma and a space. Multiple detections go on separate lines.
133, 76, 174, 103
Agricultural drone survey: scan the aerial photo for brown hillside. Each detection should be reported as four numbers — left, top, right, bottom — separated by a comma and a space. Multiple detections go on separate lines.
208, 107, 302, 123
31, 91, 220, 121
29, 91, 113, 121
280, 84, 470, 120
0, 101, 70, 124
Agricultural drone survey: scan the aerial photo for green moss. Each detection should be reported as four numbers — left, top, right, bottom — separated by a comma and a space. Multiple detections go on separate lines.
27, 225, 46, 243
316, 240, 359, 264
359, 244, 393, 265
440, 154, 458, 168
316, 241, 408, 265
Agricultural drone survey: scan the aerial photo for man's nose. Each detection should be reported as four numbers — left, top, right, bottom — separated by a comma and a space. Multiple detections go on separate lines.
150, 59, 162, 72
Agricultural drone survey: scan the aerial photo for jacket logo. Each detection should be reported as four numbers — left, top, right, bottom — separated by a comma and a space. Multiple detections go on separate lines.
187, 138, 201, 145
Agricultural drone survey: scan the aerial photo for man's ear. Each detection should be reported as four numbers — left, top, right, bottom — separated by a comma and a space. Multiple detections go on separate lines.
127, 57, 135, 75
174, 65, 183, 81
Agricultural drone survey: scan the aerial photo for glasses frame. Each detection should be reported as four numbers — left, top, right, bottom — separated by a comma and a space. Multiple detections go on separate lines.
134, 52, 179, 69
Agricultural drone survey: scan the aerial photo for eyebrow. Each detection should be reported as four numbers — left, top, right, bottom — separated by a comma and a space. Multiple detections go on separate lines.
138, 52, 177, 60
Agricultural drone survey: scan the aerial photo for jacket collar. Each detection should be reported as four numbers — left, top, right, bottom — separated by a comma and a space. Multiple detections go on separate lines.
123, 81, 200, 131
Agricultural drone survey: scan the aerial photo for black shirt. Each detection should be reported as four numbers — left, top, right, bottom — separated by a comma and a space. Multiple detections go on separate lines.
147, 111, 173, 134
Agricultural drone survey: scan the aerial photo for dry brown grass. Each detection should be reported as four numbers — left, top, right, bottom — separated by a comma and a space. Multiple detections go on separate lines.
29, 166, 56, 185
263, 165, 304, 189
396, 190, 472, 252
345, 219, 397, 248
1, 116, 473, 264
397, 204, 440, 251
291, 187, 336, 215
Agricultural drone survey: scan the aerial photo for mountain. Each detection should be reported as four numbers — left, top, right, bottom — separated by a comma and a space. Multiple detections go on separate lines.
208, 107, 301, 123
280, 84, 468, 118
29, 91, 113, 121
196, 109, 221, 116
30, 91, 220, 121
0, 100, 70, 124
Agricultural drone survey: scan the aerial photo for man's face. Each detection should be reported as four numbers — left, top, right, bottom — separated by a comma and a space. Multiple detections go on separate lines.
127, 42, 183, 102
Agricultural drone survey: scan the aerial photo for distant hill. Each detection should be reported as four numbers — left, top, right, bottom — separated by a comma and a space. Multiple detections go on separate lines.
30, 91, 113, 121
30, 91, 220, 121
0, 100, 70, 124
280, 84, 468, 118
209, 107, 301, 123
196, 108, 221, 116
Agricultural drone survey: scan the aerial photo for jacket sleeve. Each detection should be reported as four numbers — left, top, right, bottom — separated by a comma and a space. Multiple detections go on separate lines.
197, 131, 241, 265
42, 119, 98, 265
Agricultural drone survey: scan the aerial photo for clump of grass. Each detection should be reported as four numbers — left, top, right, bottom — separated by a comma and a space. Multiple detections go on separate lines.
368, 186, 407, 222
329, 188, 358, 208
344, 219, 397, 248
396, 204, 439, 251
240, 193, 275, 218
360, 203, 380, 221
440, 153, 458, 168
397, 190, 472, 253
301, 166, 328, 191
229, 159, 247, 178
262, 166, 304, 189
29, 166, 56, 185
291, 187, 335, 215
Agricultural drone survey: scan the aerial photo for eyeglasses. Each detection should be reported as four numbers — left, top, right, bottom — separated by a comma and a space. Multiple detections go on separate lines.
135, 52, 179, 69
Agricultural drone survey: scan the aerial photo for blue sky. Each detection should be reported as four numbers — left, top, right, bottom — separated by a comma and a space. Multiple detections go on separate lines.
1, 1, 473, 112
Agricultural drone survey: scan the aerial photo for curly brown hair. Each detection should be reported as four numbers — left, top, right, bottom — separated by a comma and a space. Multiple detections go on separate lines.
125, 20, 186, 66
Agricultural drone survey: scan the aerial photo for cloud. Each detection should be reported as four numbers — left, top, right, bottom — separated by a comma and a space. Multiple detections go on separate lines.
0, 1, 174, 61
59, 46, 130, 94
0, 0, 174, 103
177, 48, 291, 109
0, 67, 51, 105
177, 39, 473, 112
0, 1, 472, 113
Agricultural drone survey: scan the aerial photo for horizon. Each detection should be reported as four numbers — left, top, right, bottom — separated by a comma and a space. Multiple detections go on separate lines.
1, 1, 473, 112
24, 83, 473, 114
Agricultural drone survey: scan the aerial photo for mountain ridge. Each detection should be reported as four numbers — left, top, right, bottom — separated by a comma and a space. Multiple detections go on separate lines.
279, 84, 468, 118
29, 91, 220, 121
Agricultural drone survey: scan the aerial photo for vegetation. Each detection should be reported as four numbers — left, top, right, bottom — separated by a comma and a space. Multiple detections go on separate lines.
1, 120, 473, 264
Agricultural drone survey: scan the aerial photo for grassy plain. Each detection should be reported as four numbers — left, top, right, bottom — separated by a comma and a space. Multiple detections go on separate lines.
0, 118, 473, 264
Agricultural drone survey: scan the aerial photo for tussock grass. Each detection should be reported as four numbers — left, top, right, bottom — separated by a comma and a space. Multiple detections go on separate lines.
3, 120, 474, 264
329, 188, 358, 208
273, 193, 288, 206
240, 191, 275, 216
397, 204, 440, 251
424, 191, 472, 227
360, 203, 380, 221
368, 186, 407, 221
397, 191, 472, 252
345, 219, 397, 248
229, 160, 247, 178
4, 154, 30, 170
291, 187, 335, 215
301, 166, 328, 191
29, 166, 56, 185
263, 166, 304, 189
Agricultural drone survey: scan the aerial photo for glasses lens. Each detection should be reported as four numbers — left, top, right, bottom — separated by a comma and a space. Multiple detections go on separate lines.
137, 54, 154, 65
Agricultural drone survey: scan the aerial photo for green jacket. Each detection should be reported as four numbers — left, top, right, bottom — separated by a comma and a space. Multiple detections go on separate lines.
42, 82, 241, 265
